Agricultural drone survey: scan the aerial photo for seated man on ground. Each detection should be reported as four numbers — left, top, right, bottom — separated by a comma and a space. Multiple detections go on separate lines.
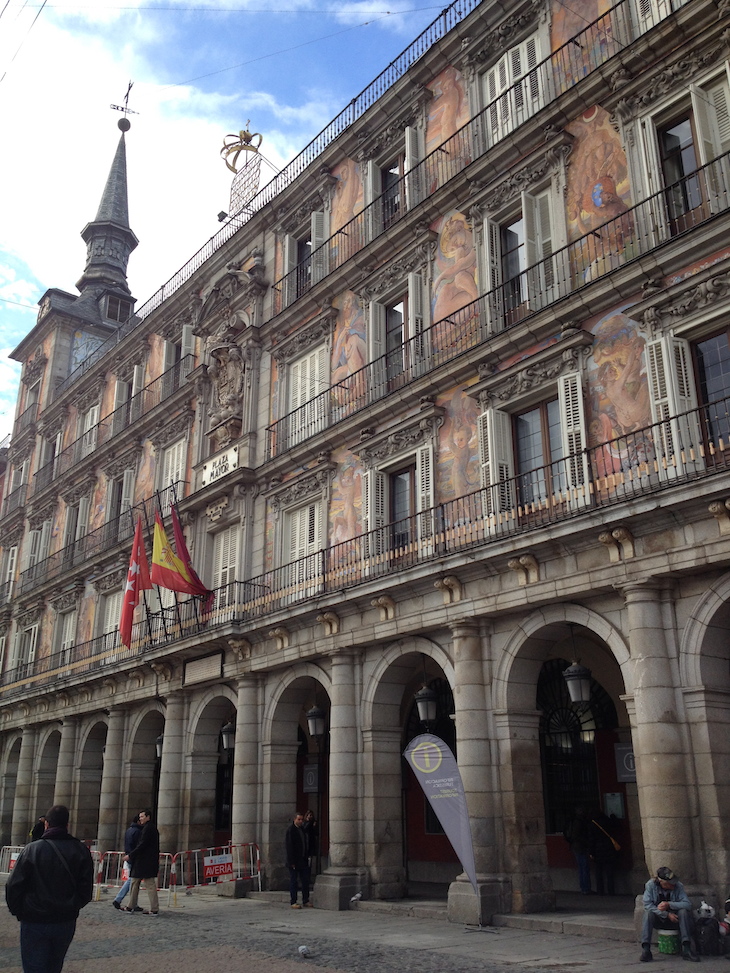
641, 866, 699, 963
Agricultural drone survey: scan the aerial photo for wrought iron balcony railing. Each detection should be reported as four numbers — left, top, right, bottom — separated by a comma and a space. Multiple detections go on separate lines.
16, 482, 185, 595
33, 357, 193, 499
0, 484, 27, 520
267, 148, 730, 457
4, 391, 729, 695
15, 403, 37, 436
271, 0, 686, 312
0, 581, 13, 607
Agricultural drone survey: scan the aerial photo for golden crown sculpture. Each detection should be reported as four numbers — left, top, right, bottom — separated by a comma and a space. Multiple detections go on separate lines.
221, 122, 263, 173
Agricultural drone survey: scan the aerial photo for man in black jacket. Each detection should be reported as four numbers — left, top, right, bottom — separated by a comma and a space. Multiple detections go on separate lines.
285, 811, 311, 908
5, 804, 94, 973
124, 808, 160, 916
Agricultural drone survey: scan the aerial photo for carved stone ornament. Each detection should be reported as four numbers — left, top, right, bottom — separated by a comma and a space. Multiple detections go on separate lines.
75, 378, 106, 416
476, 340, 589, 408
456, 0, 544, 71
93, 568, 126, 593
208, 343, 245, 425
266, 462, 336, 511
148, 410, 193, 452
37, 406, 68, 440
2, 524, 24, 550
224, 252, 269, 307
354, 94, 429, 164
611, 44, 725, 125
17, 605, 44, 627
356, 402, 445, 468
27, 499, 58, 530
205, 495, 230, 524
101, 448, 142, 482
58, 473, 97, 505
471, 136, 573, 219
279, 189, 330, 235
642, 270, 730, 333
270, 306, 337, 364
357, 241, 436, 303
51, 585, 83, 613
22, 347, 48, 386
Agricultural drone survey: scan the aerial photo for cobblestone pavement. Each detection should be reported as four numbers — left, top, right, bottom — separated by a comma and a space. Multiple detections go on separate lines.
0, 891, 729, 973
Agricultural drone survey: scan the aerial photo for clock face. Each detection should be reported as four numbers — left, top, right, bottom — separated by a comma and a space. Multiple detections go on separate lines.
70, 331, 104, 370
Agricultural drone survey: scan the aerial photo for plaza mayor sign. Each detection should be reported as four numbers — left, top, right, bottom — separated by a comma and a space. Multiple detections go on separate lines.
201, 445, 239, 486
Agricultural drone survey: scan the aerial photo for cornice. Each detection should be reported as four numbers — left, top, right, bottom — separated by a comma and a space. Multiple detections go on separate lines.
269, 305, 338, 363
354, 400, 445, 467
642, 268, 730, 335
265, 457, 336, 510
356, 237, 437, 303
147, 409, 194, 452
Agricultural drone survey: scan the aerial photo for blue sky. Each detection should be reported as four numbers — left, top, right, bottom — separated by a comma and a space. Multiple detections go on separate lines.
0, 0, 443, 439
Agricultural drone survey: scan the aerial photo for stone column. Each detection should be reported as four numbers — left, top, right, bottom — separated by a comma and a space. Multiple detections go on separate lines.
231, 674, 261, 847
11, 727, 37, 844
447, 621, 511, 924
54, 718, 78, 811
157, 692, 186, 854
97, 708, 126, 853
316, 651, 361, 910
620, 581, 697, 879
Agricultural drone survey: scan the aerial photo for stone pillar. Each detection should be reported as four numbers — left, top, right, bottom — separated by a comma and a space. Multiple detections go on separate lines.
97, 708, 126, 852
11, 727, 37, 844
447, 622, 511, 924
362, 727, 405, 900
316, 651, 362, 910
261, 741, 299, 891
54, 718, 78, 811
621, 581, 697, 879
157, 692, 186, 854
232, 675, 261, 847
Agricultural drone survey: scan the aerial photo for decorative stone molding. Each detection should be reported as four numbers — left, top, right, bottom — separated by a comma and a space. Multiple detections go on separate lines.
27, 499, 58, 529
642, 270, 730, 333
270, 306, 337, 364
148, 410, 194, 452
127, 669, 147, 690
317, 611, 340, 636
434, 575, 463, 604
100, 448, 142, 481
474, 333, 591, 408
709, 499, 730, 536
599, 526, 635, 562
37, 407, 68, 440
355, 401, 444, 468
17, 604, 45, 627
611, 44, 725, 125
470, 135, 573, 218
75, 378, 106, 416
354, 90, 430, 164
51, 584, 84, 613
456, 0, 545, 72
150, 661, 173, 681
266, 460, 336, 511
227, 637, 251, 661
93, 568, 126, 593
22, 347, 48, 386
507, 554, 539, 585
371, 595, 395, 621
58, 473, 97, 506
3, 523, 25, 550
102, 677, 117, 696
269, 627, 289, 650
356, 240, 436, 303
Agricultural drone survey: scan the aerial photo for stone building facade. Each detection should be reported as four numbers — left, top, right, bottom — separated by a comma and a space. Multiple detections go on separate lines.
1, 0, 730, 921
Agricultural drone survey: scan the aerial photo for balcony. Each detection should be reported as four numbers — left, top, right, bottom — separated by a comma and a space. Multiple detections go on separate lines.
268, 149, 730, 458
4, 392, 730, 696
271, 0, 688, 314
32, 357, 193, 499
16, 482, 185, 595
16, 402, 37, 436
1, 484, 27, 520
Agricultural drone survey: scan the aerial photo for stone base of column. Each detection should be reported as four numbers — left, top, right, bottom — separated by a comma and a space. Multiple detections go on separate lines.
447, 874, 513, 925
370, 866, 406, 901
314, 868, 368, 911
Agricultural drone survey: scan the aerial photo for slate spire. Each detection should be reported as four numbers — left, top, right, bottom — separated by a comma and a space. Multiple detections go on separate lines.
76, 118, 138, 298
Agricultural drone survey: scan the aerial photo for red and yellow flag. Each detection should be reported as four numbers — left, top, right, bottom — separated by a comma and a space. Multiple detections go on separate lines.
151, 511, 202, 594
119, 517, 152, 647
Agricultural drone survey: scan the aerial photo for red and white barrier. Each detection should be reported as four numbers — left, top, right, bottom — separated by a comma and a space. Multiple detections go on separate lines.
168, 842, 261, 905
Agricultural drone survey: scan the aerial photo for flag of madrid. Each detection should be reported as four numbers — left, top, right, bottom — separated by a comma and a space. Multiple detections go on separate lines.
119, 516, 152, 647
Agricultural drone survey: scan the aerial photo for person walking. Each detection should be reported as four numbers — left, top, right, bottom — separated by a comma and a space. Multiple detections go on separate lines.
112, 814, 142, 910
303, 809, 319, 875
122, 808, 160, 916
29, 817, 46, 841
563, 805, 593, 894
5, 804, 94, 973
285, 811, 311, 908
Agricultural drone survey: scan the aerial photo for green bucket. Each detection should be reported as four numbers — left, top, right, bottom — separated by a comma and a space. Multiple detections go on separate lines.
658, 929, 680, 954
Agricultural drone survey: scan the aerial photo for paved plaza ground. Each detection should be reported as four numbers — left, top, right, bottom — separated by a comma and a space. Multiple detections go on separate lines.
0, 889, 728, 972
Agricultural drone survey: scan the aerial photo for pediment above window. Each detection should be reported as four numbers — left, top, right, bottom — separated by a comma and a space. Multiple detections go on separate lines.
355, 237, 436, 304
354, 400, 444, 468
269, 305, 337, 364
265, 456, 336, 511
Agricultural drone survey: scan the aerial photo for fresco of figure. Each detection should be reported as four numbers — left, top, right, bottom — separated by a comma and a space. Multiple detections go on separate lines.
432, 213, 479, 345
438, 387, 479, 501
331, 292, 367, 407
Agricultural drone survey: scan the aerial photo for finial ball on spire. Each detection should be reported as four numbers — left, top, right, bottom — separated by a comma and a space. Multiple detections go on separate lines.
118, 117, 131, 133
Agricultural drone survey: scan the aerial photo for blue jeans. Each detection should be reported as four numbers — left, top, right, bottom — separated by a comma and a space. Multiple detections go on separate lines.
641, 909, 693, 947
20, 919, 76, 973
573, 851, 591, 893
114, 877, 131, 904
288, 864, 311, 905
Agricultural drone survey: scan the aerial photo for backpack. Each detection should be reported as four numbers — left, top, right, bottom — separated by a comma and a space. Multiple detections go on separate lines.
696, 917, 722, 955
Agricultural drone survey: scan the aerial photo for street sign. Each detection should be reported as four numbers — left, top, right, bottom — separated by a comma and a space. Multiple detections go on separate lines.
303, 763, 319, 794
203, 853, 233, 880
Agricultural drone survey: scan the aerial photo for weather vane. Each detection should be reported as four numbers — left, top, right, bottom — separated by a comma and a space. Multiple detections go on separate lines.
221, 121, 263, 174
110, 81, 139, 131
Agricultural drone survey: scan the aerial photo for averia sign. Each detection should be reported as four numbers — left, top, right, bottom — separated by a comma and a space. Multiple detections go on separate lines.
202, 445, 239, 486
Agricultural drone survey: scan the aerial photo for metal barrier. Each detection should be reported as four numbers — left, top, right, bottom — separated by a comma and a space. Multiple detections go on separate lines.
0, 845, 24, 872
94, 850, 174, 901
168, 842, 261, 905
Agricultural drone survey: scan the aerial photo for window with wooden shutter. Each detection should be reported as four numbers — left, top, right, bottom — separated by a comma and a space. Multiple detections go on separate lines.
288, 345, 328, 446
2, 546, 17, 599
101, 590, 124, 662
212, 525, 238, 609
58, 610, 77, 666
13, 624, 38, 676
646, 335, 703, 478
483, 33, 543, 145
558, 373, 590, 509
80, 404, 100, 457
160, 438, 186, 509
478, 407, 515, 525
310, 210, 329, 284
283, 501, 323, 600
181, 325, 195, 375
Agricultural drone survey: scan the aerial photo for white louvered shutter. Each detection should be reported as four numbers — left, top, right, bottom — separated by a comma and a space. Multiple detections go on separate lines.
310, 211, 329, 283
181, 325, 195, 375
75, 496, 90, 542
368, 301, 387, 399
481, 217, 503, 334
213, 525, 237, 609
646, 336, 702, 478
416, 444, 435, 551
405, 125, 422, 208
478, 408, 515, 525
282, 234, 299, 307
408, 271, 429, 373
558, 373, 590, 508
362, 469, 386, 561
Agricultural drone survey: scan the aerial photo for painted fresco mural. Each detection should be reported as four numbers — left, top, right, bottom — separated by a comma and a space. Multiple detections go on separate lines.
70, 331, 105, 373
431, 210, 478, 349
136, 441, 156, 505
330, 158, 363, 237
436, 386, 480, 502
331, 292, 366, 394
90, 473, 108, 533
329, 446, 362, 549
565, 106, 633, 284
425, 66, 470, 192
550, 0, 615, 92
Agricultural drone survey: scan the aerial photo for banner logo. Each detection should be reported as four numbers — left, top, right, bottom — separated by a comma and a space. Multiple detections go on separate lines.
409, 740, 443, 774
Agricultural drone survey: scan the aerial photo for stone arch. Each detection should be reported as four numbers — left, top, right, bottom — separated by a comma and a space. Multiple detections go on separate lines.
0, 736, 21, 845
678, 570, 730, 689
185, 689, 237, 850
127, 706, 165, 831
262, 663, 332, 746
361, 636, 454, 900
34, 727, 61, 825
76, 719, 107, 844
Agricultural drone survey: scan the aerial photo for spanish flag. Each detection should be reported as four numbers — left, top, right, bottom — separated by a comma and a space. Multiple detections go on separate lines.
151, 511, 204, 594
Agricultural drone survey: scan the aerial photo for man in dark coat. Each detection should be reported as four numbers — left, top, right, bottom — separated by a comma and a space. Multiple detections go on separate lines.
124, 808, 160, 916
285, 811, 311, 908
113, 814, 142, 910
6, 804, 94, 973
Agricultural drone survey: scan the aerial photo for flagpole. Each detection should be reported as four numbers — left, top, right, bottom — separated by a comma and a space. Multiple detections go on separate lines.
170, 495, 203, 634
157, 486, 184, 638
147, 492, 171, 644
131, 504, 155, 649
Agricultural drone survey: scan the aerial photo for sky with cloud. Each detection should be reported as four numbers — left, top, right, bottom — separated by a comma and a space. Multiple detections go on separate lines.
0, 0, 443, 440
